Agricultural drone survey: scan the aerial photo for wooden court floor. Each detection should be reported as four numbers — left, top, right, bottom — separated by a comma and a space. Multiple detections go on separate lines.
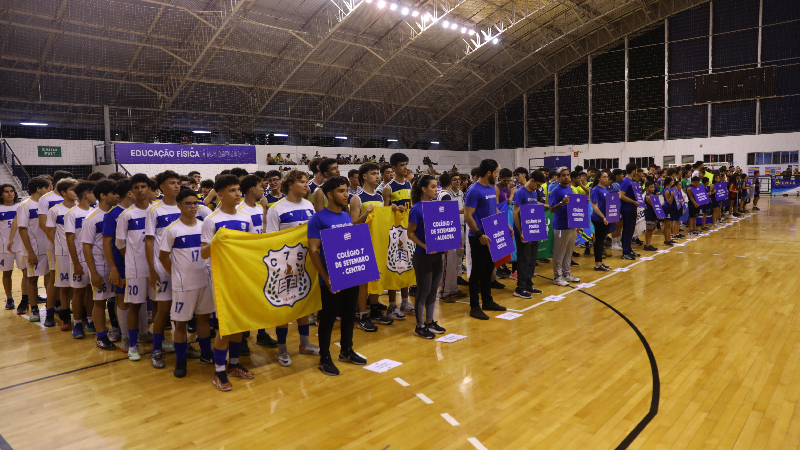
1, 196, 798, 450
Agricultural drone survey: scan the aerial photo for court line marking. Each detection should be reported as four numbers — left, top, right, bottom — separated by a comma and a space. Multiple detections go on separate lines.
441, 413, 460, 426
394, 377, 409, 387
416, 393, 433, 404
467, 437, 489, 450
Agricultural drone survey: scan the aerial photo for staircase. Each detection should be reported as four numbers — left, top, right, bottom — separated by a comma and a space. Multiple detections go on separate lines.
0, 139, 30, 196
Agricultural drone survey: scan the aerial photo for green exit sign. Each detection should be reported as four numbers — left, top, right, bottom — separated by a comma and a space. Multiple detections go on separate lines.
38, 146, 61, 157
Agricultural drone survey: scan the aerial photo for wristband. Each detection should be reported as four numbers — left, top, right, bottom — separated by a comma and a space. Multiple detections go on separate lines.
476, 230, 485, 238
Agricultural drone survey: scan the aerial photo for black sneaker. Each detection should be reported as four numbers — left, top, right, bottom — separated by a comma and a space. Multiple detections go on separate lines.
572, 251, 580, 257
427, 321, 446, 334
338, 347, 367, 365
16, 299, 28, 315
375, 302, 388, 311
490, 280, 505, 289
4, 298, 13, 310
538, 258, 550, 263
513, 289, 532, 299
570, 260, 579, 267
44, 314, 55, 327
199, 353, 214, 365
632, 252, 641, 257
174, 359, 187, 378
663, 241, 674, 246
470, 308, 489, 320
357, 314, 378, 332
456, 277, 469, 286
621, 254, 635, 260
96, 336, 117, 351
318, 356, 340, 376
643, 245, 658, 251
601, 263, 612, 271
187, 317, 197, 334
256, 333, 279, 347
414, 326, 435, 339
240, 339, 251, 356
594, 265, 611, 271
482, 302, 506, 312
528, 288, 543, 294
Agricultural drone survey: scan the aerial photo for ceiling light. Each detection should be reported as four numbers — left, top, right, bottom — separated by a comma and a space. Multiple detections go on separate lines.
389, 3, 397, 10
469, 29, 475, 35
450, 23, 457, 30
431, 141, 440, 144
335, 136, 348, 140
365, 0, 372, 2
20, 122, 47, 126
387, 139, 398, 142
461, 27, 466, 33
273, 133, 288, 137
192, 130, 211, 134
377, 0, 385, 7
411, 10, 418, 17
492, 37, 499, 44
442, 20, 449, 27
423, 13, 432, 21
401, 6, 409, 15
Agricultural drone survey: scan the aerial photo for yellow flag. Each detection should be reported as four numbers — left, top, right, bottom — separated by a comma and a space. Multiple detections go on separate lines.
210, 226, 321, 336
367, 206, 416, 294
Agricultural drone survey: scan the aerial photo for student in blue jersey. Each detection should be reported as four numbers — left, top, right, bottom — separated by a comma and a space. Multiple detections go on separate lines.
511, 169, 546, 298
307, 157, 326, 199
16, 176, 51, 321
39, 170, 72, 319
752, 171, 761, 210
548, 168, 581, 286
619, 163, 642, 260
65, 181, 96, 339
661, 177, 677, 246
262, 170, 319, 366
350, 162, 394, 331
381, 153, 416, 316
264, 170, 285, 208
589, 170, 613, 271
145, 171, 181, 369
700, 177, 713, 230
464, 159, 509, 320
45, 177, 78, 331
159, 189, 214, 378
82, 180, 120, 349
200, 174, 257, 391
407, 175, 446, 339
308, 176, 367, 376
312, 158, 340, 212
642, 181, 659, 252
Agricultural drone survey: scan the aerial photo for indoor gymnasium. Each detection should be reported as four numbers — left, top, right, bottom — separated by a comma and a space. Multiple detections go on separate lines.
1, 0, 799, 449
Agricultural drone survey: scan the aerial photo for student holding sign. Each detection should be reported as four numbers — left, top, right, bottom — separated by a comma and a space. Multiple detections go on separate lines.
407, 175, 447, 339
619, 164, 642, 260
589, 171, 613, 271
463, 159, 508, 321
307, 177, 367, 376
661, 177, 677, 247
512, 170, 546, 298
687, 177, 703, 236
548, 168, 581, 286
642, 181, 659, 251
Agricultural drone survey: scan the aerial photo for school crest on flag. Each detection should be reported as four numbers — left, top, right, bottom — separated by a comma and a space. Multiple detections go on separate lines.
386, 225, 415, 274
262, 243, 312, 308
367, 207, 416, 294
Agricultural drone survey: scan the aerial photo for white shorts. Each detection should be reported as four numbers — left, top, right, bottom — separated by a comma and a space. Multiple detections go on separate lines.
124, 277, 148, 304
27, 253, 48, 277
0, 253, 14, 271
14, 252, 25, 271
171, 286, 215, 322
71, 262, 90, 288
54, 255, 72, 288
90, 276, 115, 301
148, 275, 173, 301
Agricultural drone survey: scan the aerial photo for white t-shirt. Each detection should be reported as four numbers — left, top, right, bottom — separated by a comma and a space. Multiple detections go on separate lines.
17, 198, 47, 256
38, 191, 63, 252
197, 204, 212, 221
160, 220, 208, 291
80, 207, 109, 274
64, 205, 92, 263
145, 202, 181, 276
46, 203, 72, 256
201, 209, 255, 244
0, 204, 18, 253
236, 202, 265, 234
116, 205, 149, 279
264, 197, 315, 232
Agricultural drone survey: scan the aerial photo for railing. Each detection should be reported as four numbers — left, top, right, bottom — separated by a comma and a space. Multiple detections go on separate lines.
0, 139, 31, 192
115, 161, 131, 176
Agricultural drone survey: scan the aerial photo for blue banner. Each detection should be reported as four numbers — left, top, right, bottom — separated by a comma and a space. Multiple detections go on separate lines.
481, 212, 514, 262
772, 178, 800, 195
566, 194, 590, 229
520, 204, 548, 242
422, 201, 462, 253
321, 223, 380, 292
115, 143, 256, 164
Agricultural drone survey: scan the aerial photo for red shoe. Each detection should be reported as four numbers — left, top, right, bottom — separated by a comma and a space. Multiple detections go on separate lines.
60, 321, 71, 331
227, 363, 255, 379
509, 271, 518, 280
213, 373, 233, 392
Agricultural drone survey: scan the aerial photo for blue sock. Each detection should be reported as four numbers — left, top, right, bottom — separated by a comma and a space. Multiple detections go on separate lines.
214, 348, 227, 367
257, 328, 267, 337
46, 308, 55, 317
298, 324, 309, 337
128, 329, 138, 348
175, 342, 187, 361
276, 327, 288, 345
198, 337, 211, 356
147, 298, 152, 311
153, 333, 163, 352
96, 330, 108, 339
229, 341, 241, 360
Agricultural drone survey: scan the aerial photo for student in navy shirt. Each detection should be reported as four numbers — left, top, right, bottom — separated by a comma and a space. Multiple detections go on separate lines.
589, 171, 613, 272
307, 176, 367, 376
511, 170, 546, 298
407, 175, 447, 339
548, 168, 581, 286
463, 159, 507, 320
619, 163, 642, 260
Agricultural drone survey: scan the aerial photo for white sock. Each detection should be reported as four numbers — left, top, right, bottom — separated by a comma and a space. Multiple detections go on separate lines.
401, 296, 410, 305
229, 357, 239, 365
215, 364, 225, 372
117, 305, 129, 337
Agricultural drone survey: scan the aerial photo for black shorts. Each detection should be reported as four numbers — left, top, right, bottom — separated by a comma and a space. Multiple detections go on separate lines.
688, 202, 699, 218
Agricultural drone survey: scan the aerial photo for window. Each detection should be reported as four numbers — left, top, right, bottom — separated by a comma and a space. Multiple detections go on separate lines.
703, 154, 734, 163
584, 158, 620, 169
681, 155, 695, 164
749, 151, 799, 165
663, 155, 676, 166
629, 157, 655, 168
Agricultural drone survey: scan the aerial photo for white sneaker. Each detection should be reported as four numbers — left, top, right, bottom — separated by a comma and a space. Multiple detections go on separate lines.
161, 341, 175, 353
278, 351, 292, 367
299, 343, 320, 356
119, 337, 130, 352
564, 275, 580, 283
400, 300, 415, 314
552, 277, 569, 287
388, 308, 407, 321
108, 327, 121, 342
611, 243, 623, 251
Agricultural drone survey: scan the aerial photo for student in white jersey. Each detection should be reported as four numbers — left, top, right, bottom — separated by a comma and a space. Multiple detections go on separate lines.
117, 174, 154, 362
200, 174, 256, 392
65, 181, 96, 339
82, 180, 120, 350
145, 171, 182, 369
7, 213, 29, 313
17, 177, 52, 322
263, 169, 320, 366
263, 170, 285, 209
39, 170, 73, 317
312, 158, 340, 212
45, 177, 78, 331
159, 189, 214, 379
0, 184, 19, 310
375, 164, 394, 195
349, 162, 394, 331
307, 157, 325, 198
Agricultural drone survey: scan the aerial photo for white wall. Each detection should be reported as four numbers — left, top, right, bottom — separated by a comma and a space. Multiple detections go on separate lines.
4, 138, 99, 165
